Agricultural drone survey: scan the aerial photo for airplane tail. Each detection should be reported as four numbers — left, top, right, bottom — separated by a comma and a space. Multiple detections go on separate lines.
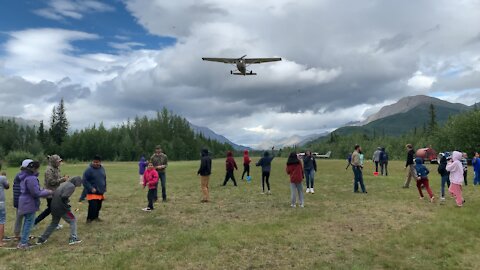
325, 151, 331, 158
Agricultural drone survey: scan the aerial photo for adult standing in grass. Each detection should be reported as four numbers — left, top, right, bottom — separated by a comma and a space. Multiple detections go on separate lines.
12, 162, 28, 241
256, 147, 275, 194
403, 144, 416, 188
223, 151, 238, 186
372, 147, 381, 173
286, 152, 304, 208
17, 160, 52, 249
437, 152, 451, 202
83, 155, 107, 223
241, 150, 251, 180
36, 176, 83, 245
303, 150, 317, 194
351, 144, 367, 193
35, 154, 68, 227
197, 148, 212, 202
473, 152, 480, 185
151, 146, 168, 202
447, 151, 465, 207
379, 147, 388, 176
0, 171, 10, 247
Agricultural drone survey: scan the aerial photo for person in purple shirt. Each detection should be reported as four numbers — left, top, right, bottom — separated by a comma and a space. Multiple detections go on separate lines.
17, 160, 52, 249
138, 156, 148, 185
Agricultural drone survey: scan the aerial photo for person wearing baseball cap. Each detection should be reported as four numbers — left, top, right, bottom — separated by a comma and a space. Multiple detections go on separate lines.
17, 160, 52, 249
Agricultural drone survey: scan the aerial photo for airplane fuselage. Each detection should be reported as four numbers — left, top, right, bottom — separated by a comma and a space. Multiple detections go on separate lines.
236, 59, 246, 75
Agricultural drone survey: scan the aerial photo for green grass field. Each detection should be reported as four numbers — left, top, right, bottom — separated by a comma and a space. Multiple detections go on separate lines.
1, 159, 479, 270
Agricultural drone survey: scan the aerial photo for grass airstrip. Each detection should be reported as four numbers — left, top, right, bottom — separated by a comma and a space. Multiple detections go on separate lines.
1, 158, 479, 270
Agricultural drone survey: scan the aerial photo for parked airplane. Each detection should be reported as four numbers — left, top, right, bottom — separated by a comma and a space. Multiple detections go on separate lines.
202, 55, 281, 75
313, 151, 331, 158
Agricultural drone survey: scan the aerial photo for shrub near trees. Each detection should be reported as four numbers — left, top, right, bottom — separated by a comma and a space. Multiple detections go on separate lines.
0, 100, 233, 164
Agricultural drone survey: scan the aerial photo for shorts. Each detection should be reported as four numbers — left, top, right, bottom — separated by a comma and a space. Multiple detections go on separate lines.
0, 202, 6, 224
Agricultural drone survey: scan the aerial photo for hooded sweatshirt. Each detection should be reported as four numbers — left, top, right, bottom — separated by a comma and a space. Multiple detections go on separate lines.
51, 176, 82, 217
256, 151, 275, 172
446, 151, 464, 185
143, 168, 159, 189
13, 171, 24, 208
415, 157, 429, 179
243, 150, 251, 165
83, 163, 107, 195
286, 154, 304, 184
198, 149, 212, 176
138, 157, 148, 175
18, 169, 52, 215
225, 151, 238, 171
44, 155, 66, 195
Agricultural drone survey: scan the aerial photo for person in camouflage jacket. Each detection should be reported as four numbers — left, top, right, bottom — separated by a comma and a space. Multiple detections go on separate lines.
150, 146, 168, 202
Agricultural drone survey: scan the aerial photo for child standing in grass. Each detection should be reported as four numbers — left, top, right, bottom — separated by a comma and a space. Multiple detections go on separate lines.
473, 152, 480, 185
142, 162, 159, 212
0, 172, 10, 247
286, 152, 304, 208
437, 153, 450, 202
256, 147, 275, 194
414, 158, 434, 202
223, 151, 238, 186
447, 151, 465, 207
138, 156, 148, 185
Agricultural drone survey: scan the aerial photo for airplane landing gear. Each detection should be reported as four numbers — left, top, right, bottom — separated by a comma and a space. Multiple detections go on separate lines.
230, 70, 233, 74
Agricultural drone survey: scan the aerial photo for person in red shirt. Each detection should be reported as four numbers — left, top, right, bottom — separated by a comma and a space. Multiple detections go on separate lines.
241, 150, 251, 180
223, 151, 238, 186
286, 152, 304, 208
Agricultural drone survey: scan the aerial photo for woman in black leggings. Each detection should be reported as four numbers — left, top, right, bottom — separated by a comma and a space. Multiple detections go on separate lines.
256, 147, 275, 194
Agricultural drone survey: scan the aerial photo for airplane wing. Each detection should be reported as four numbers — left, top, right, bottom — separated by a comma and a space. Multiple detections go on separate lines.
244, 58, 282, 64
202, 57, 238, 64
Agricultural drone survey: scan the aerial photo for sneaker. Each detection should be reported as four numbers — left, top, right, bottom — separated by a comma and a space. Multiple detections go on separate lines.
267, 190, 271, 195
17, 243, 32, 250
69, 237, 82, 245
306, 188, 310, 193
56, 224, 64, 230
291, 204, 296, 208
310, 188, 315, 194
300, 204, 305, 208
419, 196, 424, 200
430, 196, 435, 203
36, 238, 47, 245
142, 207, 152, 212
441, 197, 445, 201
261, 191, 265, 195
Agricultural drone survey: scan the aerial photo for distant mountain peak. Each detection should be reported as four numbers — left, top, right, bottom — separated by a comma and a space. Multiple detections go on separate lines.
360, 95, 469, 125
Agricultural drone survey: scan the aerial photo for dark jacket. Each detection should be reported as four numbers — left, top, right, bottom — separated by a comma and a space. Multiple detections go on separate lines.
303, 155, 317, 171
256, 151, 275, 172
415, 158, 429, 179
225, 151, 238, 171
198, 149, 212, 176
51, 176, 82, 217
13, 171, 23, 208
83, 164, 107, 195
405, 149, 415, 167
438, 156, 449, 176
380, 149, 388, 164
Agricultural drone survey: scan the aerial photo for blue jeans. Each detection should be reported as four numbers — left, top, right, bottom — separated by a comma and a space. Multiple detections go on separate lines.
474, 171, 480, 185
159, 172, 167, 201
21, 213, 35, 245
352, 166, 366, 193
440, 174, 450, 197
305, 169, 315, 188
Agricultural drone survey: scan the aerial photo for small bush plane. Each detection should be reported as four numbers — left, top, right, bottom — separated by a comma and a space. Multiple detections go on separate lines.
202, 55, 282, 75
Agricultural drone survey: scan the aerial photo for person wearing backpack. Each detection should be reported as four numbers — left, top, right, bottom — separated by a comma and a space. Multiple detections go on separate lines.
437, 152, 450, 201
379, 147, 389, 176
415, 157, 434, 202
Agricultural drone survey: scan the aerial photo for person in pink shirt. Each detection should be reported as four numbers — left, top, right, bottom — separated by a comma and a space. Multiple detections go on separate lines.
142, 162, 159, 212
446, 151, 465, 207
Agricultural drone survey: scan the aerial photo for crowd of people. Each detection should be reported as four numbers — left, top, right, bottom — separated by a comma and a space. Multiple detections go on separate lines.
0, 142, 475, 250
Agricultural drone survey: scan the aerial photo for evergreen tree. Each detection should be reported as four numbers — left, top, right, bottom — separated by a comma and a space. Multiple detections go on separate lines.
428, 103, 437, 132
49, 98, 69, 145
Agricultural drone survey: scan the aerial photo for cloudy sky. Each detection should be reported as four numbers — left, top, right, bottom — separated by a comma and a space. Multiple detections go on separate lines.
1, 0, 480, 147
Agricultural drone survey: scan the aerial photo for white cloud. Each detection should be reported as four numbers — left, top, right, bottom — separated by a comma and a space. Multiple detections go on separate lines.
407, 71, 437, 90
33, 0, 115, 21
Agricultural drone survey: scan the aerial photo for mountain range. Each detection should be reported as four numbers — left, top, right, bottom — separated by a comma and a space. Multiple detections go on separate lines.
189, 123, 252, 151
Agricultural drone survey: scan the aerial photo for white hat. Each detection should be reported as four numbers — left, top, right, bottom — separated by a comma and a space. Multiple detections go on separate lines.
21, 159, 33, 168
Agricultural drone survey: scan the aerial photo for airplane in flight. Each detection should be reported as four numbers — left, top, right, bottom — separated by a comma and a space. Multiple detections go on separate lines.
202, 55, 282, 75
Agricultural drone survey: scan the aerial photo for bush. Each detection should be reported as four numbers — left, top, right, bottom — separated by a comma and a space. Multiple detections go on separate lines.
5, 150, 35, 167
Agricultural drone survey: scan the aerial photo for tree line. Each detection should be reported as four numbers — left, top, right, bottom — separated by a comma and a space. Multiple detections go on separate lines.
0, 99, 233, 165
